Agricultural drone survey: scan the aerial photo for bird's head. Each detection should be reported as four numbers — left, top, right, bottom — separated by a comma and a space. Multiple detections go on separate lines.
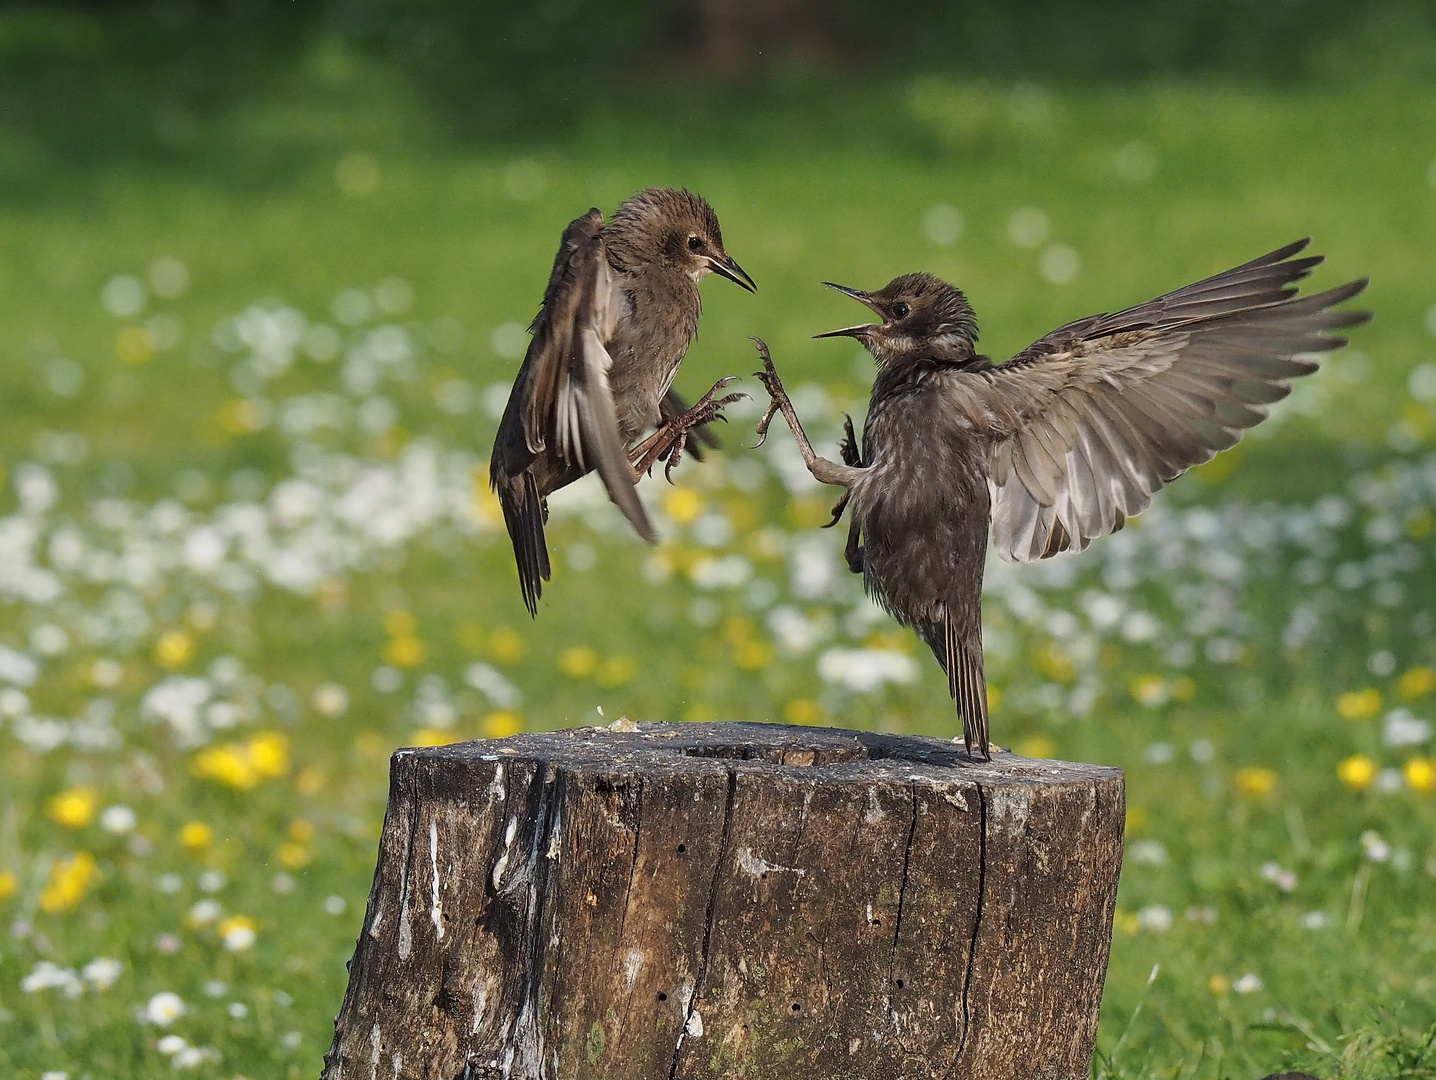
607, 187, 756, 292
816, 272, 977, 363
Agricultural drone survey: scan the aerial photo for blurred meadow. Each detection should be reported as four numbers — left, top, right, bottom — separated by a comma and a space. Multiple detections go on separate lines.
1, 2, 1436, 1077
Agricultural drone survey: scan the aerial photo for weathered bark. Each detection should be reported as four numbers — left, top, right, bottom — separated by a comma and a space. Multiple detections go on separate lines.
323, 721, 1124, 1080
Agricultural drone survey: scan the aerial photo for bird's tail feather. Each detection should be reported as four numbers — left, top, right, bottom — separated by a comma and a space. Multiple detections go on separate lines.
499, 472, 551, 618
945, 609, 990, 760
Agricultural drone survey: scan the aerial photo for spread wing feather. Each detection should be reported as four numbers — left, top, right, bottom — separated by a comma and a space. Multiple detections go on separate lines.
971, 239, 1368, 562
514, 209, 654, 541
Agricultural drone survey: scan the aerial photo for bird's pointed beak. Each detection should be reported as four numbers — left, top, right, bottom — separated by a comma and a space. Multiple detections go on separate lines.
814, 281, 880, 338
707, 253, 757, 293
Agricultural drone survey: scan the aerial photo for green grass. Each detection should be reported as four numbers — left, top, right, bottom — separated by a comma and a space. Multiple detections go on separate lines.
2, 19, 1436, 1080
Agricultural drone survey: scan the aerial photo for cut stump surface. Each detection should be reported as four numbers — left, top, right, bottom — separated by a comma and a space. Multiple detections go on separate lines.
323, 721, 1124, 1080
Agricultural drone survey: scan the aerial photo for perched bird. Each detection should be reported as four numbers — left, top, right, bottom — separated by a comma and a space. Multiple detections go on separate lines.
754, 240, 1369, 758
490, 187, 755, 616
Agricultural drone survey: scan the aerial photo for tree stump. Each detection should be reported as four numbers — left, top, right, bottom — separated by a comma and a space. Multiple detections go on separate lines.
323, 722, 1124, 1080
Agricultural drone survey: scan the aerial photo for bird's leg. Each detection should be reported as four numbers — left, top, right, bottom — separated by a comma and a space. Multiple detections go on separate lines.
630, 376, 746, 482
822, 413, 865, 528
751, 338, 864, 488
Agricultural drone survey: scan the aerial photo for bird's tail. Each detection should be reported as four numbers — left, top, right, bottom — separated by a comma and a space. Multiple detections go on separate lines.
497, 471, 551, 618
943, 609, 989, 760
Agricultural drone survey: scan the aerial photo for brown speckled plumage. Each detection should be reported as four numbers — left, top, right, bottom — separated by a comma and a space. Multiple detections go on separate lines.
490, 187, 754, 616
756, 241, 1369, 758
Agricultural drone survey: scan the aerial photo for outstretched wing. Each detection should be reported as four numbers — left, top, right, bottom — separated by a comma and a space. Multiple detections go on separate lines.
508, 209, 655, 541
971, 239, 1369, 562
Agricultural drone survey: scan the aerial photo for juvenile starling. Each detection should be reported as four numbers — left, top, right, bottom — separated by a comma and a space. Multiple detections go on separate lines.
754, 239, 1368, 758
490, 187, 755, 616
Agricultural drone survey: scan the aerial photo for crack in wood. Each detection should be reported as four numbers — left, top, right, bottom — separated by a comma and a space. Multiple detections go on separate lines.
887, 782, 919, 1016
510, 764, 564, 1079
611, 778, 646, 1048
668, 765, 738, 1080
953, 782, 987, 1069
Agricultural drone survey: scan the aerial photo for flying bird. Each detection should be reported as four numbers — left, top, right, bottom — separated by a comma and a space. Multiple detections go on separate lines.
490, 187, 755, 616
753, 239, 1368, 758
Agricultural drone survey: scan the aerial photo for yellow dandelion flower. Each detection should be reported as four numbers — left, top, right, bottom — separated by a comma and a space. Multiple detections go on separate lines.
1115, 910, 1139, 935
986, 683, 1003, 711
219, 915, 256, 952
596, 656, 637, 688
410, 728, 461, 748
247, 732, 290, 778
784, 699, 822, 725
662, 487, 703, 525
1337, 688, 1381, 720
489, 627, 526, 665
1125, 805, 1149, 833
279, 843, 311, 868
40, 852, 98, 913
179, 821, 214, 850
1130, 674, 1169, 708
0, 869, 18, 900
1208, 974, 1230, 995
1017, 735, 1056, 759
384, 635, 425, 669
735, 640, 774, 671
288, 819, 315, 843
1397, 666, 1436, 701
192, 744, 258, 789
1170, 675, 1197, 702
47, 787, 99, 829
1405, 757, 1435, 794
482, 710, 523, 739
559, 646, 598, 679
155, 629, 195, 669
1234, 767, 1277, 797
116, 325, 156, 365
1337, 754, 1377, 791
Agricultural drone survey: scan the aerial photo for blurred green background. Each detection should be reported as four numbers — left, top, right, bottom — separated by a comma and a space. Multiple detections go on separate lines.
1, 2, 1435, 1078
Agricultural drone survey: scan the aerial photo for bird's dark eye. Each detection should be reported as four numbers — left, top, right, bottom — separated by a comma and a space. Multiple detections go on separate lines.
687, 235, 705, 251
891, 302, 911, 319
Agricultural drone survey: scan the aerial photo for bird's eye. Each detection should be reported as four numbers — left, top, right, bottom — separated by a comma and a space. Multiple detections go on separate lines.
891, 302, 911, 319
687, 235, 705, 251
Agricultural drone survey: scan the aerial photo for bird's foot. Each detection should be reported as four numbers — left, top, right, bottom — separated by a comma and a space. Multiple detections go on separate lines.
750, 337, 788, 449
631, 376, 745, 482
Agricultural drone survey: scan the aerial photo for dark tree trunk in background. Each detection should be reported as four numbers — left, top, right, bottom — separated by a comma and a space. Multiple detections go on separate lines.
659, 0, 857, 75
322, 722, 1124, 1080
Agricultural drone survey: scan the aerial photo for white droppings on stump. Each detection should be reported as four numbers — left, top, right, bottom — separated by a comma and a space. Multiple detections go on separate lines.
428, 819, 443, 941
736, 847, 806, 879
490, 817, 517, 890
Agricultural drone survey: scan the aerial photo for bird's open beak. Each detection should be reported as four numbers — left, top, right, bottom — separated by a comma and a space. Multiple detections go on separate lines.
707, 254, 757, 293
814, 281, 880, 338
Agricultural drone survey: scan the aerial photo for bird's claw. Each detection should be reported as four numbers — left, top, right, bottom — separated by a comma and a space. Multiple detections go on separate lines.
750, 337, 787, 449
633, 376, 746, 481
